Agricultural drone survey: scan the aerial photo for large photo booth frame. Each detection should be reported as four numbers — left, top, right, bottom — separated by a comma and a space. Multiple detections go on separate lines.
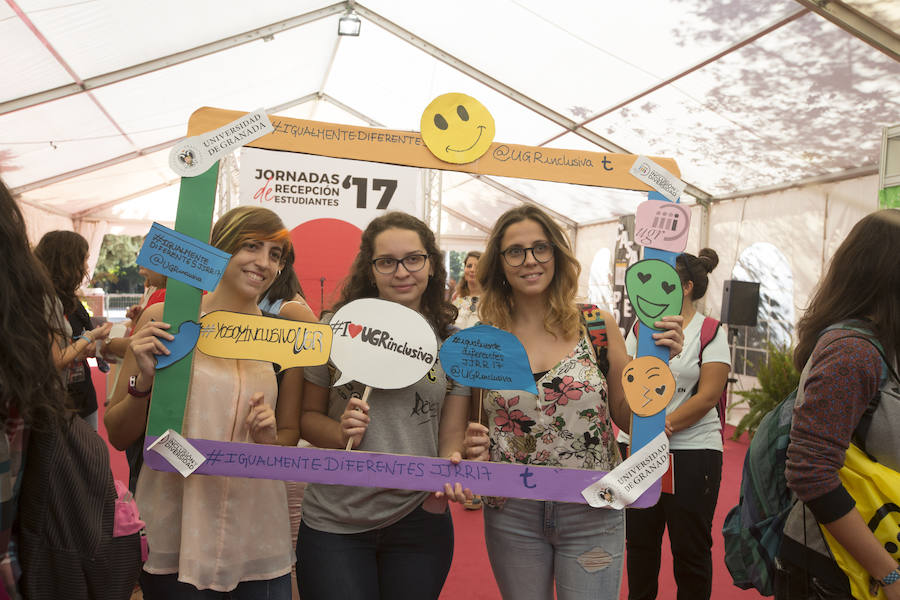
143, 106, 682, 506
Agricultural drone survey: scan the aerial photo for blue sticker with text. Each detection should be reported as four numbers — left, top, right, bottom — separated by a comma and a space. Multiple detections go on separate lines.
439, 324, 537, 395
137, 222, 231, 292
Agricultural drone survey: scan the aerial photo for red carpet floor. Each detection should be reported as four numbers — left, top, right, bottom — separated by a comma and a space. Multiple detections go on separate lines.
440, 426, 766, 600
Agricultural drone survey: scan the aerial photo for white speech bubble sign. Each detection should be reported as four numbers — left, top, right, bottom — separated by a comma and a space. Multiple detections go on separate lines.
328, 298, 438, 389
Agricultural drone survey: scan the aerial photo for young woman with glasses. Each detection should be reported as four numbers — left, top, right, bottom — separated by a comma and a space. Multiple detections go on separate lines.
296, 212, 471, 600
463, 205, 683, 600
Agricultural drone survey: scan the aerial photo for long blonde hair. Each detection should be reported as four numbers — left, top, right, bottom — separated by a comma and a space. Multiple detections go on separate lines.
477, 205, 581, 339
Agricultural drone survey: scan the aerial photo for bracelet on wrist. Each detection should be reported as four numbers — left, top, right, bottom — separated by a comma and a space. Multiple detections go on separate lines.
127, 375, 152, 398
879, 567, 900, 587
75, 333, 93, 344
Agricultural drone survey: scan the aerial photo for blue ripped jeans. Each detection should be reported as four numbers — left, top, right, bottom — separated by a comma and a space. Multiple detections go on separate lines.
484, 498, 625, 600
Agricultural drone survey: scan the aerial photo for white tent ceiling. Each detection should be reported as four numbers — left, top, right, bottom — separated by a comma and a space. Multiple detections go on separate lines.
1, 0, 898, 238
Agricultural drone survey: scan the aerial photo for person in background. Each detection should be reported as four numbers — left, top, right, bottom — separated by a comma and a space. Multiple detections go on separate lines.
258, 247, 317, 600
619, 248, 731, 600
778, 209, 900, 599
296, 212, 471, 600
452, 250, 485, 510
0, 178, 140, 598
34, 230, 112, 429
463, 205, 683, 600
453, 250, 483, 330
105, 206, 299, 599
101, 265, 167, 493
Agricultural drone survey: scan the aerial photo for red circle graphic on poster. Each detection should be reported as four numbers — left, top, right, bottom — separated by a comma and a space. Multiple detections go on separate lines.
291, 218, 361, 316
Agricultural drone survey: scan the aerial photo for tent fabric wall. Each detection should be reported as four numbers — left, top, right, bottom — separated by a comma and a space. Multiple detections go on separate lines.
707, 174, 878, 329
19, 201, 74, 246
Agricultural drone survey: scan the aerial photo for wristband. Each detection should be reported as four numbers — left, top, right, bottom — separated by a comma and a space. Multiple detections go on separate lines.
880, 567, 900, 587
75, 333, 93, 344
128, 375, 152, 398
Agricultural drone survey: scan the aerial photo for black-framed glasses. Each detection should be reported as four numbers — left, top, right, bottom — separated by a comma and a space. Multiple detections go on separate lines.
500, 242, 554, 267
372, 254, 429, 274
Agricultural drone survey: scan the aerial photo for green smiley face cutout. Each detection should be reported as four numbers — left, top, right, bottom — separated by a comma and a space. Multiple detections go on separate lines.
625, 259, 683, 329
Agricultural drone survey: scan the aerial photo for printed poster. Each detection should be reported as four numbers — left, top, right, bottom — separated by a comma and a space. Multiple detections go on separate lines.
239, 147, 423, 315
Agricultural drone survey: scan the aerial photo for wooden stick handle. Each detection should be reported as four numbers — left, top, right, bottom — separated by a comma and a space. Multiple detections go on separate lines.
345, 386, 372, 451
478, 388, 484, 427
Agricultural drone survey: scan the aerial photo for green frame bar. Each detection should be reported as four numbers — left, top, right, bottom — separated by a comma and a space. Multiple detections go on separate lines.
146, 163, 220, 437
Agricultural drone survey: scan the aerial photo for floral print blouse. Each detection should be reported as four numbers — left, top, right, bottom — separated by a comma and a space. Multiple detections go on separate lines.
484, 336, 621, 474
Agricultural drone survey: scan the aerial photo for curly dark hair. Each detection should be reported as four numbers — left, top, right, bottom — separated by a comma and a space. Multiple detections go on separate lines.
33, 230, 89, 316
334, 212, 457, 340
0, 180, 66, 426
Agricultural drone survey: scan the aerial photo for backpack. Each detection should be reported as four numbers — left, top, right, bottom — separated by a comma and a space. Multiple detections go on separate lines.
631, 316, 726, 440
18, 416, 142, 599
579, 304, 609, 376
721, 322, 888, 596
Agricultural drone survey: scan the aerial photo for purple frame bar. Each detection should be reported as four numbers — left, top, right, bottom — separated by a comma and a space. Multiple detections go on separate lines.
143, 436, 656, 508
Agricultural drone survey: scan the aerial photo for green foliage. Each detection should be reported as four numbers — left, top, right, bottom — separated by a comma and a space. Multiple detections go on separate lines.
730, 342, 800, 439
91, 234, 144, 293
448, 250, 465, 285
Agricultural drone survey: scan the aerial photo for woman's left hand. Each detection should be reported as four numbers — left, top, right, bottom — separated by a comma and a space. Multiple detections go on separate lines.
434, 451, 474, 505
652, 315, 685, 359
246, 392, 277, 444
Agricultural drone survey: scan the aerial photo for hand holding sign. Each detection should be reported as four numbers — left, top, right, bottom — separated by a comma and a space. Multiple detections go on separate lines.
328, 298, 438, 450
341, 392, 371, 450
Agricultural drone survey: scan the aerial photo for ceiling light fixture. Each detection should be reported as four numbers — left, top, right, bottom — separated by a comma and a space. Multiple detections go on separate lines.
338, 10, 361, 36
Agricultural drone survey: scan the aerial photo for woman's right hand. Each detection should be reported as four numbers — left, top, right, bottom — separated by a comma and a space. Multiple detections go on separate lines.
89, 321, 113, 344
464, 422, 490, 461
129, 320, 173, 382
341, 393, 370, 449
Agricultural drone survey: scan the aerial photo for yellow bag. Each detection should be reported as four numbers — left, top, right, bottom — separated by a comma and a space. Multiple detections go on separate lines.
820, 443, 900, 600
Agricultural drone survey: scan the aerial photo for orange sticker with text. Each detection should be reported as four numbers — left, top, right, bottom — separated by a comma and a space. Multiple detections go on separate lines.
622, 356, 675, 417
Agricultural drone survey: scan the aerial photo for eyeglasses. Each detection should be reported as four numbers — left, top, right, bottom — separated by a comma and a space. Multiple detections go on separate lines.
372, 254, 429, 274
500, 242, 554, 267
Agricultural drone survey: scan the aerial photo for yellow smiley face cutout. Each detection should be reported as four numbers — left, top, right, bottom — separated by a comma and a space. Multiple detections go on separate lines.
621, 356, 676, 417
420, 93, 495, 164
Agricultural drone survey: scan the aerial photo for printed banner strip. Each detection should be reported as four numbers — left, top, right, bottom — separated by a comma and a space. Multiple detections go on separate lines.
186, 108, 680, 192
582, 432, 670, 509
147, 429, 206, 477
142, 436, 658, 508
629, 156, 686, 202
170, 108, 274, 178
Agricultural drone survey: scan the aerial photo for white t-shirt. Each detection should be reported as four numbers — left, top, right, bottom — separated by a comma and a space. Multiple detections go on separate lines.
618, 313, 731, 451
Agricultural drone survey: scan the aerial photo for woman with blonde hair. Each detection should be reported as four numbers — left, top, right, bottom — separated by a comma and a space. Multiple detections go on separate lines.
464, 205, 683, 599
453, 250, 483, 330
105, 206, 300, 599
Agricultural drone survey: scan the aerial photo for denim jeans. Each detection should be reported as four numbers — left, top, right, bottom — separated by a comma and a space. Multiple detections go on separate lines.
140, 571, 291, 600
483, 498, 625, 600
296, 504, 454, 600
